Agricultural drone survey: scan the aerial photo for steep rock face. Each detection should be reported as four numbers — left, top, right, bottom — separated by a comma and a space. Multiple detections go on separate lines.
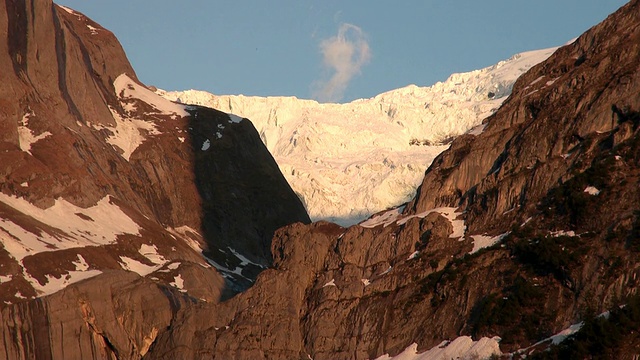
0, 0, 308, 358
408, 0, 640, 228
146, 1, 640, 359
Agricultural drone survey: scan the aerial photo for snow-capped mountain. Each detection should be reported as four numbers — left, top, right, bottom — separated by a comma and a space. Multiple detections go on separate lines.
4, 0, 640, 359
159, 47, 557, 225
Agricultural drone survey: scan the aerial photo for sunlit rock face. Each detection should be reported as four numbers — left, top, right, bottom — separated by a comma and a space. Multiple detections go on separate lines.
0, 1, 308, 358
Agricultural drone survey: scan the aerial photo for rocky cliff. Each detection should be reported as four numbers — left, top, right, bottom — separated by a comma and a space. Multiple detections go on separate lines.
144, 0, 640, 358
0, 1, 308, 358
2, 0, 640, 359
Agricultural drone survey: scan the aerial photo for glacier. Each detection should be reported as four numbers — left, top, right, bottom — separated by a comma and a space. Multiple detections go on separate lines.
159, 46, 557, 225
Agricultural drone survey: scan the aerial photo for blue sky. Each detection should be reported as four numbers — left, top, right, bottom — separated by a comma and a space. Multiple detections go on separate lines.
57, 1, 628, 103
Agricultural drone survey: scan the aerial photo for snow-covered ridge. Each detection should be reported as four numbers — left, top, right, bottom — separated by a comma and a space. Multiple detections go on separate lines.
159, 46, 557, 225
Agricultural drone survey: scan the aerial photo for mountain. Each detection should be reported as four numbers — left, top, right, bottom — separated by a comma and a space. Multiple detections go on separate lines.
143, 0, 640, 358
158, 46, 556, 225
0, 0, 308, 357
2, 0, 640, 359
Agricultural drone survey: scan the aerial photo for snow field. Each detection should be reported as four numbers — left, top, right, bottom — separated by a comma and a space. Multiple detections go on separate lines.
160, 47, 557, 225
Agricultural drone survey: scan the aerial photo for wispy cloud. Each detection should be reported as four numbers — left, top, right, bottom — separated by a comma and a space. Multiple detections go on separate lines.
312, 23, 371, 103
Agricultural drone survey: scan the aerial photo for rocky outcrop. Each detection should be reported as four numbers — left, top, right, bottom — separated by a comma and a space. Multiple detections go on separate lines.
407, 0, 640, 228
0, 0, 308, 358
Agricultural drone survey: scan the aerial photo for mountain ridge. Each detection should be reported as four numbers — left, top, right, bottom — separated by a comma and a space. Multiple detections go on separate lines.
1, 0, 640, 359
0, 1, 308, 357
158, 46, 557, 225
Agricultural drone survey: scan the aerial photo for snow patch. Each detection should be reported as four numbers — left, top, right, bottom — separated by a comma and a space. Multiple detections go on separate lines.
119, 245, 168, 277
360, 207, 404, 228
114, 74, 188, 117
18, 111, 52, 155
58, 5, 75, 14
170, 274, 186, 292
380, 266, 392, 276
323, 279, 336, 288
550, 230, 576, 238
24, 255, 102, 297
397, 207, 466, 239
119, 256, 158, 276
139, 244, 167, 266
228, 113, 243, 123
374, 336, 501, 360
0, 194, 140, 261
201, 139, 210, 151
96, 74, 189, 161
584, 186, 600, 195
94, 106, 160, 161
466, 123, 487, 136
166, 226, 204, 253
470, 232, 509, 254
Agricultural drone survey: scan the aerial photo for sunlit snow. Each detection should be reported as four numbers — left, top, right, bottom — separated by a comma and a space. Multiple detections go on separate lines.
469, 232, 509, 254
94, 74, 188, 161
160, 47, 557, 225
397, 207, 466, 239
24, 254, 102, 297
374, 336, 501, 360
584, 186, 601, 195
170, 274, 186, 292
323, 279, 336, 287
0, 193, 140, 261
18, 111, 52, 155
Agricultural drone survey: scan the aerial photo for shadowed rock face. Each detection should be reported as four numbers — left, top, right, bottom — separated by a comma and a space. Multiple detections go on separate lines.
0, 0, 308, 358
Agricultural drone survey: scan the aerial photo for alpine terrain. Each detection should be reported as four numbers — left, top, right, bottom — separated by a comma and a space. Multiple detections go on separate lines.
2, 0, 640, 359
159, 46, 556, 225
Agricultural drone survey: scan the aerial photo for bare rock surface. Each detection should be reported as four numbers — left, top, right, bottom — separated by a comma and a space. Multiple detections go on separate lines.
145, 1, 640, 359
3, 0, 640, 359
0, 0, 308, 358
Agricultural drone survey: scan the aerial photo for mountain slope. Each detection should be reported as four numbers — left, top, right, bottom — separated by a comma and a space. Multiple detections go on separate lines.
0, 1, 308, 357
145, 1, 640, 359
159, 47, 556, 225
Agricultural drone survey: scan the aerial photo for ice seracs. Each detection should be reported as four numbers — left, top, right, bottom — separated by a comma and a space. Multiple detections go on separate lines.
374, 336, 502, 360
160, 46, 557, 225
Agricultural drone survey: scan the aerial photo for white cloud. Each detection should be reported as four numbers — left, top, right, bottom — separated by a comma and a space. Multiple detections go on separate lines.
312, 23, 371, 103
